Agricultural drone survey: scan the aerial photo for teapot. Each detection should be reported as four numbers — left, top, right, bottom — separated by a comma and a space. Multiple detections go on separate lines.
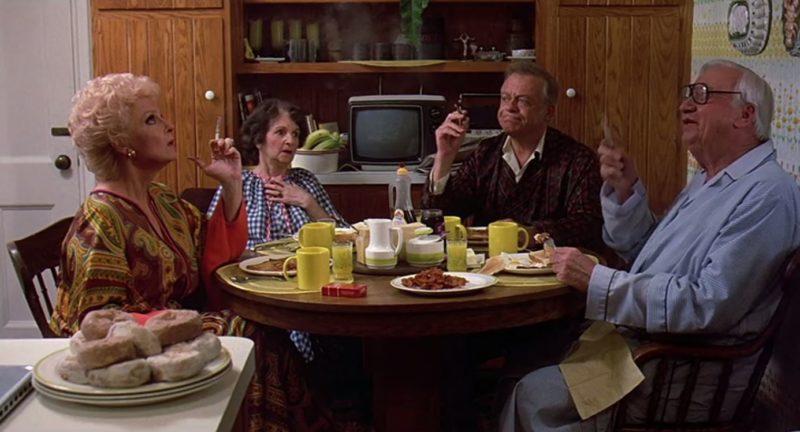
364, 218, 403, 269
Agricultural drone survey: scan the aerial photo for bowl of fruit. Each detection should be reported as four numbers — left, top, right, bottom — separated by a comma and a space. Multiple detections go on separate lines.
292, 128, 345, 174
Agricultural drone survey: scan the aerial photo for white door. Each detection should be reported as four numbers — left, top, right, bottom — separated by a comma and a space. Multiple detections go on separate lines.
0, 0, 91, 338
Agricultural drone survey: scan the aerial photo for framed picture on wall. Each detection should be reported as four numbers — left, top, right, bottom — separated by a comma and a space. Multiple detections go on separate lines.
784, 0, 800, 56
728, 0, 771, 55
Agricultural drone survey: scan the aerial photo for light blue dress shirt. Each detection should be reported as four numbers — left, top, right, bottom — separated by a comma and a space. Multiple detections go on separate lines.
588, 141, 800, 338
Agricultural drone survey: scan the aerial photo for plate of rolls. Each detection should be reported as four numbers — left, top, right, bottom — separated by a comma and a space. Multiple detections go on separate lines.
33, 309, 231, 406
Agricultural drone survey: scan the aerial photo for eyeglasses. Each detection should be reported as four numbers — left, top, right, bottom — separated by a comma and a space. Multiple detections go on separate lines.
500, 93, 535, 109
681, 83, 742, 105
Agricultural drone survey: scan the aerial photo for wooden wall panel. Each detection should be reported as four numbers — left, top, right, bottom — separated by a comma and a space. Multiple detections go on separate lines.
194, 16, 226, 188
548, 2, 689, 215
91, 6, 227, 193
646, 13, 683, 213
584, 17, 607, 150
554, 16, 586, 142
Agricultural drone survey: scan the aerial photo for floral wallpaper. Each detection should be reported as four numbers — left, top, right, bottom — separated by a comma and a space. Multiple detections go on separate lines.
691, 0, 800, 183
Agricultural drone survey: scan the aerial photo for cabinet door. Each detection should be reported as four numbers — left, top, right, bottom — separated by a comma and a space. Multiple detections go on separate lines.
93, 10, 226, 191
543, 1, 690, 215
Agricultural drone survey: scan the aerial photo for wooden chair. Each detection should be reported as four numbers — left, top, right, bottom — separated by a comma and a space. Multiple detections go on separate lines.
6, 217, 74, 338
612, 248, 800, 431
180, 187, 217, 214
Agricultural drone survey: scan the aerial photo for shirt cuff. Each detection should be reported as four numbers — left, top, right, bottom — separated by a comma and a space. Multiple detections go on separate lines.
585, 264, 616, 321
429, 172, 450, 195
601, 180, 646, 216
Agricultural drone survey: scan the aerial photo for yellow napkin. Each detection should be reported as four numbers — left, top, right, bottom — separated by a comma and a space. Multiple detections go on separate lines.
339, 60, 446, 68
216, 263, 318, 295
559, 321, 644, 420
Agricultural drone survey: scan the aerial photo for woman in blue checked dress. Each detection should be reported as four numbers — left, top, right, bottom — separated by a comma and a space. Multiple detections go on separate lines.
208, 99, 367, 432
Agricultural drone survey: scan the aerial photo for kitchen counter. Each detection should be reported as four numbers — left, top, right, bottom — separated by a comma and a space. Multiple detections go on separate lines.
316, 170, 427, 185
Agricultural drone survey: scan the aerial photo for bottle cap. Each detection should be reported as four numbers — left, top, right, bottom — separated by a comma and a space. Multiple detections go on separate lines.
397, 165, 409, 176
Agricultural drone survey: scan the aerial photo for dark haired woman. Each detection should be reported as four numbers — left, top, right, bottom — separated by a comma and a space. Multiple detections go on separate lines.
207, 98, 347, 249
207, 99, 365, 432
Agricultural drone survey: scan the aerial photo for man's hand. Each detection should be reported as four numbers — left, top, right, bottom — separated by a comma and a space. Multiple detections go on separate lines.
598, 137, 638, 204
431, 110, 470, 182
551, 247, 597, 293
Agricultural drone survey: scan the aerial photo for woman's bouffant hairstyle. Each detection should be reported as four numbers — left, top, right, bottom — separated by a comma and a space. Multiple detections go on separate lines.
238, 98, 308, 166
68, 73, 160, 181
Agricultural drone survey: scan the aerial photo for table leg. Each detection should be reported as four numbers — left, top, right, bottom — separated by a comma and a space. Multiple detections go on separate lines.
366, 336, 475, 432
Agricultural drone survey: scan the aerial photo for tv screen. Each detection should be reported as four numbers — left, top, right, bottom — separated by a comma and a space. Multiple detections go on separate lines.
352, 107, 422, 161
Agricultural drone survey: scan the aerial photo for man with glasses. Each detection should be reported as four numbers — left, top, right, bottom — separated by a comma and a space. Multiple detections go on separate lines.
423, 61, 604, 252
500, 60, 800, 431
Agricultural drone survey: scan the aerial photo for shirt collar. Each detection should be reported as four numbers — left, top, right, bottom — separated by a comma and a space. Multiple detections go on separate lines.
501, 130, 546, 164
703, 140, 776, 185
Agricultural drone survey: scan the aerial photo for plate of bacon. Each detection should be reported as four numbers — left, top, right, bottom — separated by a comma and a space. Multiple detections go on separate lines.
391, 267, 497, 297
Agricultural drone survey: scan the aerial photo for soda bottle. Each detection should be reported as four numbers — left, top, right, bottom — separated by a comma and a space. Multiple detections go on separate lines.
388, 164, 416, 223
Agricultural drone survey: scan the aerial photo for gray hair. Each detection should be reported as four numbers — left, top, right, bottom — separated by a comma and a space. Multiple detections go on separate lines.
698, 60, 774, 141
504, 61, 560, 107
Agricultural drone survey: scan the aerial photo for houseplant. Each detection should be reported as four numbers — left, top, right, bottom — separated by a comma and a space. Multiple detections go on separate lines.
400, 0, 430, 50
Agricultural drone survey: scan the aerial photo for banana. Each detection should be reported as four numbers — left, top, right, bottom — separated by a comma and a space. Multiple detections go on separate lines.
303, 129, 332, 150
313, 135, 340, 151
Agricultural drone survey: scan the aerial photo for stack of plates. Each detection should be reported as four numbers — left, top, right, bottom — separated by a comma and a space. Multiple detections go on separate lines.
32, 348, 231, 406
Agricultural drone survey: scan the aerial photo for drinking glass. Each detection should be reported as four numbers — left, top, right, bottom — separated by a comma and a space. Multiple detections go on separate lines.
248, 18, 264, 56
446, 239, 468, 272
332, 240, 354, 281
420, 209, 444, 236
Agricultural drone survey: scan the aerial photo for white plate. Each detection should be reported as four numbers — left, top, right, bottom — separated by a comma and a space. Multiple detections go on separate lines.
507, 55, 536, 61
390, 272, 497, 297
33, 369, 228, 406
33, 347, 231, 397
503, 252, 553, 275
253, 238, 300, 259
502, 251, 598, 275
239, 256, 296, 276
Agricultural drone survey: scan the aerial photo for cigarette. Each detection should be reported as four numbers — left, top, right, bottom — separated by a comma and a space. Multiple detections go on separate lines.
214, 116, 223, 141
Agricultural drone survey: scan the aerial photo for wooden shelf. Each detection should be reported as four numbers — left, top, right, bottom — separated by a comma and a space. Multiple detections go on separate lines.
245, 0, 530, 4
237, 61, 509, 74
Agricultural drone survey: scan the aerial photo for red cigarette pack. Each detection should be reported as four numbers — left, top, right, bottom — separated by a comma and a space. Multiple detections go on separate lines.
322, 283, 368, 298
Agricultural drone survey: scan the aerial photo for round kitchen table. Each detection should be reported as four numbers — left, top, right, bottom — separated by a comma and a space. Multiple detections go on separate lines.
216, 264, 585, 432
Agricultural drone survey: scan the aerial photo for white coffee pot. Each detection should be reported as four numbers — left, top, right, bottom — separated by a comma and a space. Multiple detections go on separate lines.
364, 218, 402, 269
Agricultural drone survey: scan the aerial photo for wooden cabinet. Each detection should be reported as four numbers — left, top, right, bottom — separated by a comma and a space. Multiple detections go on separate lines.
537, 0, 691, 214
232, 0, 534, 133
91, 0, 230, 191
326, 184, 424, 223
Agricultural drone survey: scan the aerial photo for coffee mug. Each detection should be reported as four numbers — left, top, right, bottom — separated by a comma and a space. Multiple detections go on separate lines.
283, 246, 330, 290
488, 221, 529, 257
444, 216, 467, 241
298, 221, 333, 249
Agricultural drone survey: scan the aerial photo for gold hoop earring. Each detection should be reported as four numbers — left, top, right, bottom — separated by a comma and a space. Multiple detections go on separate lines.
126, 149, 136, 159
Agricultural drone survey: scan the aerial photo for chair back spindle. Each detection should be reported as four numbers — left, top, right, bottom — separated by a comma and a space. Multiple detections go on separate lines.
6, 217, 73, 338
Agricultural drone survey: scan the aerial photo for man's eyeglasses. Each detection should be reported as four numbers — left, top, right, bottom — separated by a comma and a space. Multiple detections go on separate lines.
681, 83, 742, 105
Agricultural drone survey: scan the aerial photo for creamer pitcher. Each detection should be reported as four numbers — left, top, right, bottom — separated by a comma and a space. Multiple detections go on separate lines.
364, 218, 402, 269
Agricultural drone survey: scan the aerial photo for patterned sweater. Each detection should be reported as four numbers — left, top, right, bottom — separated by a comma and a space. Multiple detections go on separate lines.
423, 128, 604, 250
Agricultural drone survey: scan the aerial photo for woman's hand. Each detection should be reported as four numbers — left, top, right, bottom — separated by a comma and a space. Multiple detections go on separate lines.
264, 177, 329, 220
191, 138, 242, 187
550, 247, 597, 294
264, 177, 312, 207
191, 138, 243, 222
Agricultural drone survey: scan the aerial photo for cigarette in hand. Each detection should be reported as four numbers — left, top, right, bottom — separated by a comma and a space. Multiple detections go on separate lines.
214, 116, 223, 141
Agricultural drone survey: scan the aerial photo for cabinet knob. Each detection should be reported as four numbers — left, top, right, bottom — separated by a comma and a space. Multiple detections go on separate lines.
54, 154, 72, 171
204, 90, 216, 101
565, 88, 577, 98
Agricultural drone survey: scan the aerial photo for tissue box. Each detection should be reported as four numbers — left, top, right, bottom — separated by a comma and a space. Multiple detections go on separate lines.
322, 283, 368, 298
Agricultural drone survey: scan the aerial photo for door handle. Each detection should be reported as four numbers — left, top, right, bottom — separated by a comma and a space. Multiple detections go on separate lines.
55, 154, 72, 170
